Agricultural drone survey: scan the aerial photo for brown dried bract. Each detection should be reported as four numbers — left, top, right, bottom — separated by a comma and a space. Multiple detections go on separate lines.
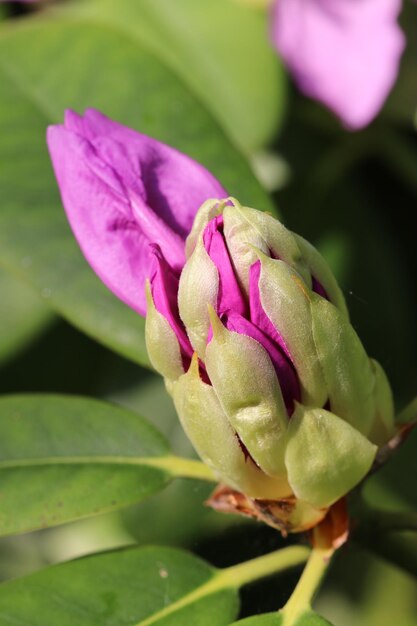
206, 484, 327, 536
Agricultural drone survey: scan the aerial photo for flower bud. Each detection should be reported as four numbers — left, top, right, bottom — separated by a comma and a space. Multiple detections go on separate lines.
48, 112, 394, 534
146, 197, 394, 532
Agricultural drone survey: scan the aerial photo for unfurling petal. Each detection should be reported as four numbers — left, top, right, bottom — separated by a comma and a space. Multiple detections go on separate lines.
47, 109, 227, 315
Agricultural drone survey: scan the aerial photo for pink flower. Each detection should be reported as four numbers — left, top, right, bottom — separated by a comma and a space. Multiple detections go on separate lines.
271, 0, 405, 129
46, 109, 226, 316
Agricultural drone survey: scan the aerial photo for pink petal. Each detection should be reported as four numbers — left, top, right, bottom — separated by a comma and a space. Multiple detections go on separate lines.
149, 244, 193, 367
271, 0, 405, 129
225, 311, 300, 415
249, 261, 292, 362
248, 261, 300, 413
47, 109, 227, 316
311, 276, 329, 300
203, 215, 247, 318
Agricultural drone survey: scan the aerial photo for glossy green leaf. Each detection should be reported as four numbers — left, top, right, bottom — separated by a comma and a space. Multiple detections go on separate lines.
0, 268, 54, 364
57, 0, 286, 153
0, 16, 273, 367
0, 545, 239, 625
0, 394, 177, 536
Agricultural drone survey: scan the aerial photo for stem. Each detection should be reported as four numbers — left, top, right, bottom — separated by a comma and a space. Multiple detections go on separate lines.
281, 532, 333, 626
141, 455, 217, 482
0, 454, 217, 483
216, 545, 310, 589
396, 395, 417, 426
136, 546, 310, 626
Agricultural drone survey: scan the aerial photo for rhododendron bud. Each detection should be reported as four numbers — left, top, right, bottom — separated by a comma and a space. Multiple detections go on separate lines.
146, 197, 394, 530
48, 112, 395, 533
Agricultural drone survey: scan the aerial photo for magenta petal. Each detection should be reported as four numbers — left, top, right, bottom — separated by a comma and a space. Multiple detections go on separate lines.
312, 276, 329, 300
203, 216, 247, 318
249, 261, 294, 363
149, 245, 193, 365
225, 312, 300, 415
47, 109, 227, 316
271, 0, 405, 129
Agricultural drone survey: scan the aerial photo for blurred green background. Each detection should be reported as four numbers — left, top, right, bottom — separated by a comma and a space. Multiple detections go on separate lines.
0, 1, 416, 624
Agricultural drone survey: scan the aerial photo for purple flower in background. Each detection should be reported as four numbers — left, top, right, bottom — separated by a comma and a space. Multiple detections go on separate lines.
271, 0, 405, 129
47, 109, 226, 316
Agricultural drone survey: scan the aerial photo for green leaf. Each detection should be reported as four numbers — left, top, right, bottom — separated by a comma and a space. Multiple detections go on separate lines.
0, 16, 273, 367
56, 0, 286, 154
231, 611, 333, 625
0, 544, 308, 623
0, 267, 54, 364
0, 545, 239, 625
0, 394, 177, 536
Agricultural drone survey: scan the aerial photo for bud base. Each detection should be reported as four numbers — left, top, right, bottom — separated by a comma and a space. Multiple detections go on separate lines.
206, 483, 328, 535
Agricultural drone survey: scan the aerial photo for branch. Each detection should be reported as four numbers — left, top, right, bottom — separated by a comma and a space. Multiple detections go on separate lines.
280, 527, 335, 625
